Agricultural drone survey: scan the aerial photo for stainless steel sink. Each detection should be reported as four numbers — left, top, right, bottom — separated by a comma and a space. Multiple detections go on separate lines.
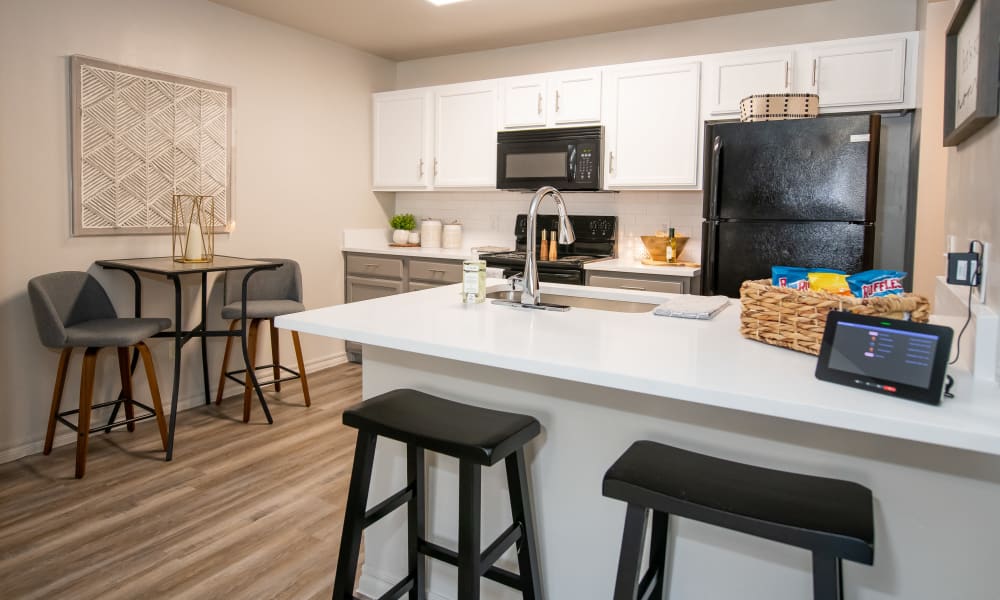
486, 290, 659, 313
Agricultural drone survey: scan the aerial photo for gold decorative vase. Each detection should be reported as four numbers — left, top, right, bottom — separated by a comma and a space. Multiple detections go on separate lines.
172, 195, 215, 263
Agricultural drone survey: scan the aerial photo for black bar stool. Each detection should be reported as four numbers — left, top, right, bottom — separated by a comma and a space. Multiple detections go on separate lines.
333, 389, 544, 600
603, 441, 873, 600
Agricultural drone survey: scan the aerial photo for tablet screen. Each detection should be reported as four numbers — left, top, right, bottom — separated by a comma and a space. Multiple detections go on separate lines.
816, 313, 954, 405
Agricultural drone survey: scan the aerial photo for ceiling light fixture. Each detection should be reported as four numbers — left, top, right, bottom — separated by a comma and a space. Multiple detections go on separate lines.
426, 0, 469, 6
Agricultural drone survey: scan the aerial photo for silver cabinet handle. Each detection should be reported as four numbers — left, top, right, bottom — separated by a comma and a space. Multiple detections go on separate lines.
419, 158, 424, 177
555, 89, 561, 112
784, 61, 790, 89
609, 151, 616, 174
365, 263, 378, 269
811, 59, 818, 87
620, 285, 646, 291
537, 92, 543, 115
429, 269, 446, 273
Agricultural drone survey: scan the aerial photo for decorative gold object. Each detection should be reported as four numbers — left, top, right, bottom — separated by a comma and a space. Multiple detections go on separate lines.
172, 195, 215, 263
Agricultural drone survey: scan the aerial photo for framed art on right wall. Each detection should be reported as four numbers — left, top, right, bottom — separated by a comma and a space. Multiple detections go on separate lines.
944, 0, 1000, 146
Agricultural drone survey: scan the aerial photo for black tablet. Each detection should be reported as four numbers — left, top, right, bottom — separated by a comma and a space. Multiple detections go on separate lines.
815, 312, 954, 405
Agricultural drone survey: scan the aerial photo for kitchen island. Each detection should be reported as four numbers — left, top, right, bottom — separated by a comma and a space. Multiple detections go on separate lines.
276, 282, 1000, 600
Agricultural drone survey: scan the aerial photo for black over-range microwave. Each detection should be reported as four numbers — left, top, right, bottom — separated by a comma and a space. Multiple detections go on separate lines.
496, 126, 603, 191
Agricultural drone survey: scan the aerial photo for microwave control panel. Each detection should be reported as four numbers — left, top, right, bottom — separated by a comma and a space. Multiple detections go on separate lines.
574, 143, 596, 184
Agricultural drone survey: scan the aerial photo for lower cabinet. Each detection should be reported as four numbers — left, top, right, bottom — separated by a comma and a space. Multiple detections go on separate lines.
587, 271, 700, 295
344, 253, 463, 362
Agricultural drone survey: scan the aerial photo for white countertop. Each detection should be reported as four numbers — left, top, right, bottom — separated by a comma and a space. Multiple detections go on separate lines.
276, 281, 1000, 456
584, 257, 700, 277
343, 228, 511, 261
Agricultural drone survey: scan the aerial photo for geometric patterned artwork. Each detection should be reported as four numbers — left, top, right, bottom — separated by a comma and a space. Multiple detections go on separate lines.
71, 55, 232, 235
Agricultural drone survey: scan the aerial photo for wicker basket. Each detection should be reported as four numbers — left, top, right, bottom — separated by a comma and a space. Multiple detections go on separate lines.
739, 93, 819, 122
739, 279, 931, 355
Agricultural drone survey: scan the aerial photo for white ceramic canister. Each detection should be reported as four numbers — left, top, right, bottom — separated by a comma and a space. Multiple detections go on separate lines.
420, 218, 442, 248
442, 222, 463, 249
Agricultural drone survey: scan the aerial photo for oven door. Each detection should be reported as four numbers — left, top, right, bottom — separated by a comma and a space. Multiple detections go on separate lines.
496, 127, 602, 191
502, 267, 583, 286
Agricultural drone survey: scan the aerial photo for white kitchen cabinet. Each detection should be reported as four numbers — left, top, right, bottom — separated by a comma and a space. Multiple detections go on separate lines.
500, 76, 547, 129
550, 68, 602, 125
705, 50, 793, 115
499, 69, 601, 129
803, 37, 908, 108
433, 80, 498, 188
604, 61, 701, 189
372, 89, 432, 190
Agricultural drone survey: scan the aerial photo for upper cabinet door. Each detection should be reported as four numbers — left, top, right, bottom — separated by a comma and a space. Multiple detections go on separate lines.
604, 61, 701, 188
500, 76, 547, 129
805, 37, 907, 107
372, 89, 432, 189
706, 51, 793, 116
434, 81, 498, 188
550, 69, 602, 125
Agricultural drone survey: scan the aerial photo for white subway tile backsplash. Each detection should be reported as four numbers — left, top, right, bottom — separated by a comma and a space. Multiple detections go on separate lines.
396, 189, 706, 262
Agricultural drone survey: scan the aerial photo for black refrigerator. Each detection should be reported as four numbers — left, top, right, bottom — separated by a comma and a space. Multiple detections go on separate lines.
701, 114, 882, 298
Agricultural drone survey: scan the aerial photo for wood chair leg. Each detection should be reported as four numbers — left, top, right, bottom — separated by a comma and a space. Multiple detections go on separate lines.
44, 348, 72, 455
117, 347, 136, 432
136, 342, 168, 451
269, 319, 281, 392
242, 319, 260, 423
613, 503, 649, 600
291, 330, 310, 407
216, 320, 238, 405
75, 347, 99, 479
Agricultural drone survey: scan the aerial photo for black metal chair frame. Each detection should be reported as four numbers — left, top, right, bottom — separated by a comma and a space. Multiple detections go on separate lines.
332, 432, 543, 600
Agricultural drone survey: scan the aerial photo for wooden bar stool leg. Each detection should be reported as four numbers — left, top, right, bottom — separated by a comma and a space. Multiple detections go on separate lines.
44, 348, 72, 455
505, 448, 542, 600
613, 503, 649, 600
216, 320, 238, 405
137, 342, 168, 451
269, 319, 281, 392
117, 347, 136, 432
75, 348, 99, 479
242, 319, 260, 423
647, 511, 670, 599
407, 445, 426, 600
812, 553, 844, 600
458, 460, 483, 600
291, 330, 310, 407
332, 431, 378, 600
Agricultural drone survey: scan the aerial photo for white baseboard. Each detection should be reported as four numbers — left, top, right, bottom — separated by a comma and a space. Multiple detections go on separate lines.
0, 352, 348, 465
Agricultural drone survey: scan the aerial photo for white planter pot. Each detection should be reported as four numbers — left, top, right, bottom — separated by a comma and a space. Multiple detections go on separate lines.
407, 231, 420, 244
392, 229, 410, 244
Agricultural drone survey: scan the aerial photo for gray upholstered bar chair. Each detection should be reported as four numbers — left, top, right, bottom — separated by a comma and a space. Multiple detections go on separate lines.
27, 271, 171, 478
216, 258, 310, 422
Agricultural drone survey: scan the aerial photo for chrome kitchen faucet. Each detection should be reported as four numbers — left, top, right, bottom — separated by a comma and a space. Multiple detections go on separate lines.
522, 186, 575, 305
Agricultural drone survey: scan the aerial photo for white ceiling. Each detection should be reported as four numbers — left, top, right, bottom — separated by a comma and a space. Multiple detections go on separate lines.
209, 0, 827, 61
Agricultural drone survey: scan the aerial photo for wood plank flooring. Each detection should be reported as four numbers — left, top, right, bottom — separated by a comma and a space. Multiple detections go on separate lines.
0, 363, 363, 600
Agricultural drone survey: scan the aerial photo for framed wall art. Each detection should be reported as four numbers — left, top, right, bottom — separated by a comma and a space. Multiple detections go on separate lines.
70, 55, 233, 236
944, 0, 1000, 147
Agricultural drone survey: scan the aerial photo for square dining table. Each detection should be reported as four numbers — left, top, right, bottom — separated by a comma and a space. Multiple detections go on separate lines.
96, 256, 285, 461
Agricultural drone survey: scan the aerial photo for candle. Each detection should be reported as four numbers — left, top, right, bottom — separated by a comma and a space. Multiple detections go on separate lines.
184, 221, 204, 261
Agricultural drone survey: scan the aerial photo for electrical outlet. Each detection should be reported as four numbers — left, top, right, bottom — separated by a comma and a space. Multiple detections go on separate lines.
976, 242, 990, 304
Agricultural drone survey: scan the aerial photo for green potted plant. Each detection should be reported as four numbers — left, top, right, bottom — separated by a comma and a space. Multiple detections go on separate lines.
390, 213, 417, 244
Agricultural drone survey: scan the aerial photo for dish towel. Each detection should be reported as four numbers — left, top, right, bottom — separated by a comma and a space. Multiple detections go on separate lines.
654, 295, 730, 320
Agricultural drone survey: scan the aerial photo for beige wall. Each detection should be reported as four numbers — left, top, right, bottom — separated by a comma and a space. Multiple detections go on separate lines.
396, 0, 918, 87
913, 0, 956, 298
0, 0, 395, 459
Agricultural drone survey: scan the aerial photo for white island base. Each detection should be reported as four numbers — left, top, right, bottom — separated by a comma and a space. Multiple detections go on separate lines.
356, 346, 1000, 600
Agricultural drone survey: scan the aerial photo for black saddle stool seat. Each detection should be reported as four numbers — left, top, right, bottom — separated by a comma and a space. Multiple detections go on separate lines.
332, 388, 544, 600
603, 441, 874, 600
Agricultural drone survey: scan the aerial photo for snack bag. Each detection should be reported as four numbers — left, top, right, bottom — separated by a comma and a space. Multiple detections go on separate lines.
847, 270, 906, 298
808, 271, 852, 296
772, 266, 810, 290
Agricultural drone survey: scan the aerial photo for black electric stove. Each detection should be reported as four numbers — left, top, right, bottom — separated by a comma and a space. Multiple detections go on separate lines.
480, 214, 617, 285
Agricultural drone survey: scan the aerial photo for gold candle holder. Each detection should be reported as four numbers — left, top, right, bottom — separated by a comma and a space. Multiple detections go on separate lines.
172, 194, 215, 263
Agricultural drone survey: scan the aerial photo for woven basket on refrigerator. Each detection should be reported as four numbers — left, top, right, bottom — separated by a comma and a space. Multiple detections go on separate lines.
739, 279, 931, 356
739, 93, 820, 122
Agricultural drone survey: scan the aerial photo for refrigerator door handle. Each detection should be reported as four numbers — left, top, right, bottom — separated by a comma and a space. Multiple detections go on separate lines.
709, 135, 722, 218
